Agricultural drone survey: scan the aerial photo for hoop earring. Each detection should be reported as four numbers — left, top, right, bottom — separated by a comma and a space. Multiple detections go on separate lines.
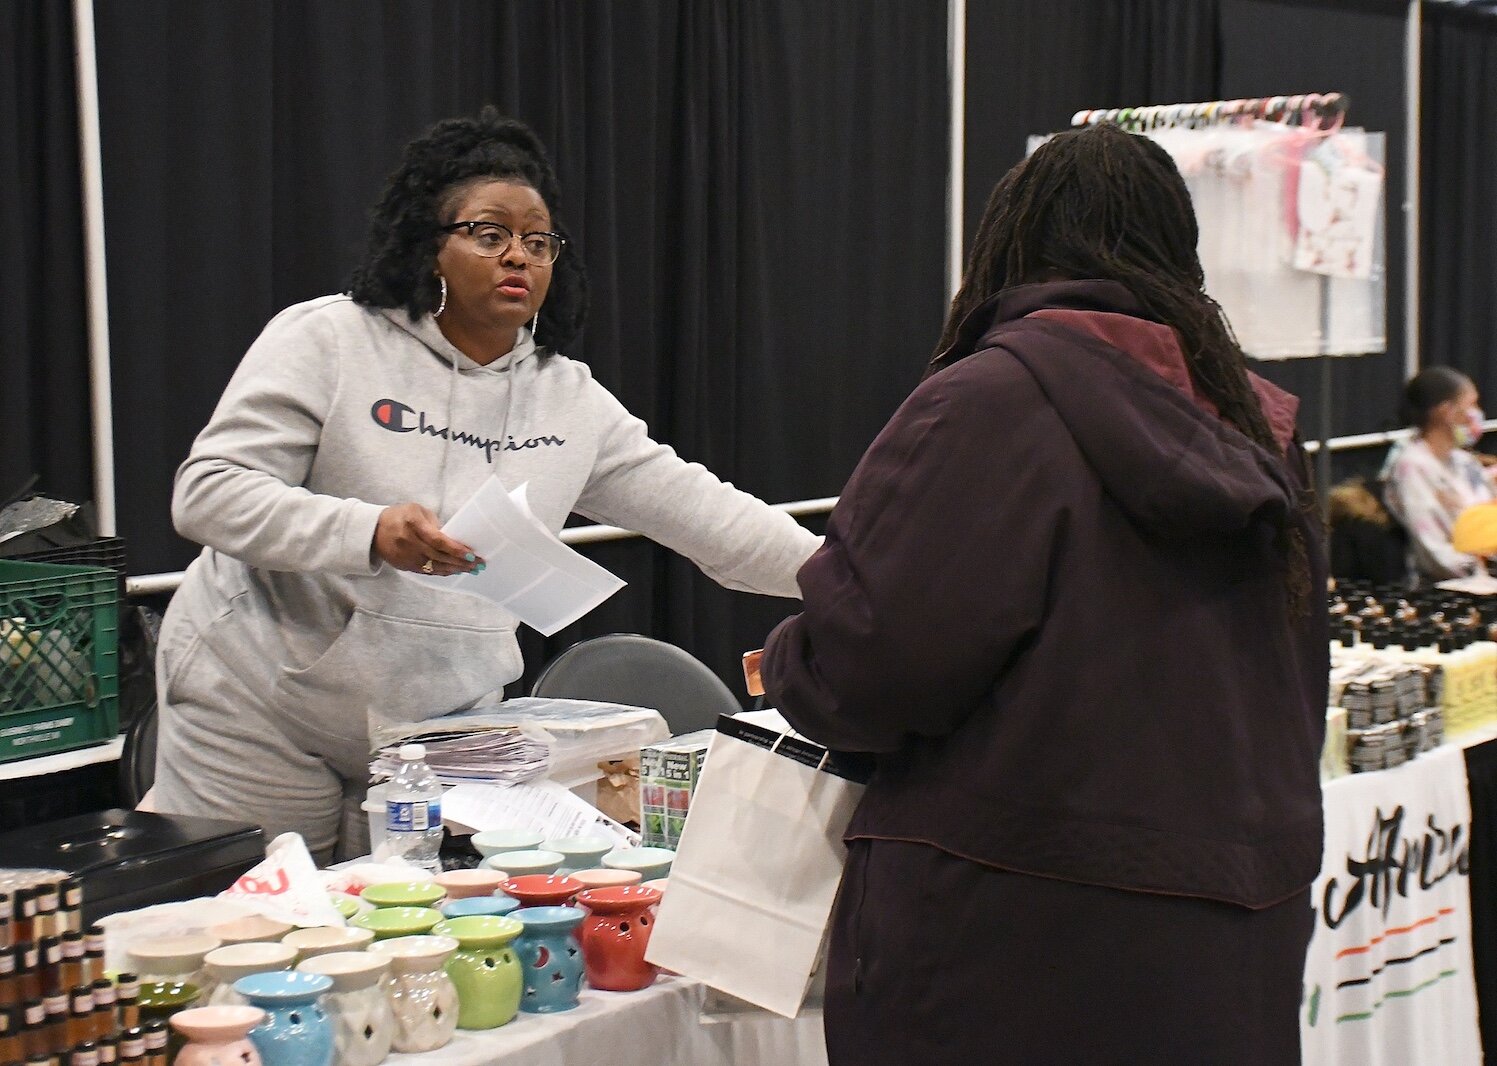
434, 276, 448, 318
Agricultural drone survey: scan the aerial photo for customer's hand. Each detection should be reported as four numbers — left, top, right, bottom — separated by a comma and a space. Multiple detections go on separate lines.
374, 503, 484, 575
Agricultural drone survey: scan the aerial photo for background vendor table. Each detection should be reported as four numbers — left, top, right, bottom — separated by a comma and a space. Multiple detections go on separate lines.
390, 976, 827, 1066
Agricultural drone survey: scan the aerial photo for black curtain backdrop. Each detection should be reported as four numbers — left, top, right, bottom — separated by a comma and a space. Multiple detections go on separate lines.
962, 0, 1413, 489
92, 0, 948, 693
1422, 4, 1497, 407
0, 0, 92, 507
962, 0, 1220, 252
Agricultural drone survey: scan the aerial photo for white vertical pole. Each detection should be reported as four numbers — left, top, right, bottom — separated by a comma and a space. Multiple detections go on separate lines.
72, 0, 116, 535
1405, 0, 1422, 381
947, 0, 966, 303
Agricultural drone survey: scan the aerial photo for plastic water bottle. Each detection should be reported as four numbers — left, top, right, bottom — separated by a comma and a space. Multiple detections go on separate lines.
385, 743, 444, 871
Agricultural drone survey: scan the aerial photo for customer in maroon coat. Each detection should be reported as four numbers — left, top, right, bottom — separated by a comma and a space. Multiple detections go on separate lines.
762, 124, 1328, 1064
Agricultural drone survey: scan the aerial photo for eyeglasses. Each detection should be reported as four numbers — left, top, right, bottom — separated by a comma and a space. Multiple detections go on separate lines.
439, 221, 566, 265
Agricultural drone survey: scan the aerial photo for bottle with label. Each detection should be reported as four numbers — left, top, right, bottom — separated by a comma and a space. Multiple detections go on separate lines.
113, 979, 138, 1035
1, 1007, 20, 1061
0, 948, 16, 1009
140, 1021, 165, 1066
384, 744, 444, 872
57, 940, 82, 996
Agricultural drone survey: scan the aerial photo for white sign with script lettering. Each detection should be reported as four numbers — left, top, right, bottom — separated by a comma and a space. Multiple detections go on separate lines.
1301, 744, 1481, 1066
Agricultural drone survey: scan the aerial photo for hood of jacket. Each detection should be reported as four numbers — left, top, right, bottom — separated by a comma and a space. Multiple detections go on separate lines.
935, 280, 1302, 538
378, 306, 540, 374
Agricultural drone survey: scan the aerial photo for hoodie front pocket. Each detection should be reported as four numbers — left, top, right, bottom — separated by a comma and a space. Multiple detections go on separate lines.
272, 606, 520, 732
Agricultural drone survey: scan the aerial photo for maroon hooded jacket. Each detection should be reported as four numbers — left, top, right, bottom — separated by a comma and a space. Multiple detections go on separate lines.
763, 280, 1329, 909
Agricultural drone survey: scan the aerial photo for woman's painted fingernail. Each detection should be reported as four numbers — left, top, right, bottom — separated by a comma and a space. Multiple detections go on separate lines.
464, 552, 476, 562
476, 563, 487, 573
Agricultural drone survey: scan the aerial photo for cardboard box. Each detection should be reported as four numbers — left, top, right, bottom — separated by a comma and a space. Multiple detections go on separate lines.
640, 730, 714, 848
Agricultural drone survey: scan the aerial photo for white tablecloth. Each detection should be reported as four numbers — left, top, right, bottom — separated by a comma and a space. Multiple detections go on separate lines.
391, 976, 828, 1066
1302, 743, 1483, 1066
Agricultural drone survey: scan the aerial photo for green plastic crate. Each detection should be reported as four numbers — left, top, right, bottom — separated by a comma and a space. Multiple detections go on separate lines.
0, 559, 120, 763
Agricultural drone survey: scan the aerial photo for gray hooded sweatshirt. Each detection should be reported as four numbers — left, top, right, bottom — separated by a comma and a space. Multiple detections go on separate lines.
163, 294, 819, 741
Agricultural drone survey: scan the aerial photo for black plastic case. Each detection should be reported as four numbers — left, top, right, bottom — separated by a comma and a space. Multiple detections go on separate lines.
0, 808, 266, 923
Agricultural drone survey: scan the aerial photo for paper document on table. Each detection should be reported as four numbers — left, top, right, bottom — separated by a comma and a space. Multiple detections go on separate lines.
408, 477, 625, 635
442, 779, 639, 848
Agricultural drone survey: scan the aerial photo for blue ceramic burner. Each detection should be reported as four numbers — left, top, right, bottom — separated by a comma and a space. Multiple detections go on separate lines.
234, 970, 335, 1066
439, 895, 521, 920
513, 906, 586, 1013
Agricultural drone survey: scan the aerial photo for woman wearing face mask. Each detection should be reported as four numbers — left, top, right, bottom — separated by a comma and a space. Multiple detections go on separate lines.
1381, 367, 1495, 582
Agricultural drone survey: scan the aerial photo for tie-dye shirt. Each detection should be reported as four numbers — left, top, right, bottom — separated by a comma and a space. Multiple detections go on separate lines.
1381, 437, 1495, 581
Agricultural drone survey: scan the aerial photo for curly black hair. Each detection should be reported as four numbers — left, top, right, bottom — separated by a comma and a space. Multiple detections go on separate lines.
350, 107, 587, 353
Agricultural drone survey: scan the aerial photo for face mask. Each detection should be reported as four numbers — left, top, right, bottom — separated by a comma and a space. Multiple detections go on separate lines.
1455, 406, 1485, 449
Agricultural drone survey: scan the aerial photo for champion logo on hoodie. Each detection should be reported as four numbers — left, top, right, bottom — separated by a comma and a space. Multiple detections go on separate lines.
370, 398, 565, 463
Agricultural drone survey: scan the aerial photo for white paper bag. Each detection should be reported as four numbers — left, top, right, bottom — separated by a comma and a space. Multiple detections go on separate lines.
646, 712, 869, 1017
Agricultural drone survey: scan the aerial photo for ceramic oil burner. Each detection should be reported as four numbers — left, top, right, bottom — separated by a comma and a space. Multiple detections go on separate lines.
296, 951, 394, 1066
430, 915, 524, 1030
577, 885, 662, 992
171, 1004, 267, 1066
281, 926, 374, 960
350, 906, 443, 941
203, 942, 297, 1006
235, 971, 335, 1066
601, 846, 675, 882
641, 878, 669, 896
512, 906, 586, 1014
208, 915, 295, 946
140, 979, 204, 1057
482, 849, 564, 877
129, 934, 222, 986
329, 894, 373, 921
360, 881, 446, 910
367, 934, 460, 1053
569, 869, 642, 893
470, 829, 544, 860
540, 835, 614, 876
501, 875, 584, 909
433, 869, 508, 900
439, 895, 520, 921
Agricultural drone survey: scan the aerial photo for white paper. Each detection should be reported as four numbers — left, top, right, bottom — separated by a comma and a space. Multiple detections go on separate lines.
442, 779, 639, 848
408, 477, 626, 635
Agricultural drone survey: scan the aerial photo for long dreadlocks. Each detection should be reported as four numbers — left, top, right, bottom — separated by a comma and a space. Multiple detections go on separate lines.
935, 123, 1317, 615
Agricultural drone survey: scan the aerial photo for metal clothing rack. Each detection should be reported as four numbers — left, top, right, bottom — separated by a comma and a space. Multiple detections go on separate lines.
1068, 92, 1359, 505
1069, 92, 1349, 133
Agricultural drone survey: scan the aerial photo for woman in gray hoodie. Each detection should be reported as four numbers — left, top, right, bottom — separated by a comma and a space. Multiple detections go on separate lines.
149, 109, 818, 861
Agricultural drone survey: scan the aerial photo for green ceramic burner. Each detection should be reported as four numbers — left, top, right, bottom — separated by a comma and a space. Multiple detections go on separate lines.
360, 881, 446, 909
350, 905, 443, 940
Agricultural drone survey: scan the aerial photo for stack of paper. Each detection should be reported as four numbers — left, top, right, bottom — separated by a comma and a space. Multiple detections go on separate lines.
369, 696, 670, 787
369, 727, 548, 785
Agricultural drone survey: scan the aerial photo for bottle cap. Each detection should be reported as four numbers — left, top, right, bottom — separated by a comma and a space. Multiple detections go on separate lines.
399, 743, 427, 762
